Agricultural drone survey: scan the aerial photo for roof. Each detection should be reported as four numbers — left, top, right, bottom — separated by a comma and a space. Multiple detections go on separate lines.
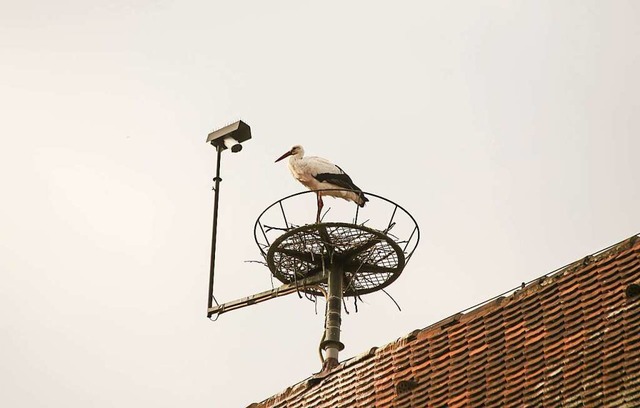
250, 235, 640, 408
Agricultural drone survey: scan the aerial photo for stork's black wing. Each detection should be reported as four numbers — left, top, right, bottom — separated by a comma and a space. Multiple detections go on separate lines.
314, 167, 361, 192
313, 165, 369, 206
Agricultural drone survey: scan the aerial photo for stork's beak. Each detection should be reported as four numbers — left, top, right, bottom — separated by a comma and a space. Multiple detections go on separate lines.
275, 150, 292, 163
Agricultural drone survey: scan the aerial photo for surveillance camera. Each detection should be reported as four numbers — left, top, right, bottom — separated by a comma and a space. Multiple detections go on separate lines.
223, 137, 243, 153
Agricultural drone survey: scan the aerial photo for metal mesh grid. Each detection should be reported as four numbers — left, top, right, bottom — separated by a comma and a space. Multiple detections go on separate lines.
267, 223, 405, 297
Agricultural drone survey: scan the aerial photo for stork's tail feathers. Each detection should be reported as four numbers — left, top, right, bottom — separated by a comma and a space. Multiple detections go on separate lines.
357, 192, 369, 207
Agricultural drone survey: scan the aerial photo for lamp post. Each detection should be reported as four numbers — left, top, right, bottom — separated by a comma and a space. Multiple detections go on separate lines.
206, 120, 252, 317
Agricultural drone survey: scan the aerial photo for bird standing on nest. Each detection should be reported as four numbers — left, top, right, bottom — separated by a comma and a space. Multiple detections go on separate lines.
275, 145, 368, 223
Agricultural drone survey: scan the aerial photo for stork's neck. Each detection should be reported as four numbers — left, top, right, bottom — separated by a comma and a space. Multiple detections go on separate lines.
287, 151, 304, 176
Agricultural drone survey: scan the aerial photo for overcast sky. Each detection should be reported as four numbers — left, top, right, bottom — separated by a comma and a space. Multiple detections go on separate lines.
2, 1, 639, 407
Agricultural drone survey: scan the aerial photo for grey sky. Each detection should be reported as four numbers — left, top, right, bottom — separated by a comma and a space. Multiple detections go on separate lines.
1, 1, 639, 407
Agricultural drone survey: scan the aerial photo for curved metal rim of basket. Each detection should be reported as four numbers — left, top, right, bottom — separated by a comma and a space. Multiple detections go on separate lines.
253, 190, 420, 296
266, 222, 406, 297
254, 189, 420, 257
253, 188, 420, 249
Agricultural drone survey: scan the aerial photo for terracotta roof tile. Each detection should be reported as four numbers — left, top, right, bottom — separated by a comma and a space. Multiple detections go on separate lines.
251, 235, 640, 408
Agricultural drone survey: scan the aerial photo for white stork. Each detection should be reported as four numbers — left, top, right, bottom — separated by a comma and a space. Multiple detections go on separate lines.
275, 145, 368, 223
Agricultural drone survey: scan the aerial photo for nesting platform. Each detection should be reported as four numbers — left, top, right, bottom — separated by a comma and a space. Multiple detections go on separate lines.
267, 222, 404, 297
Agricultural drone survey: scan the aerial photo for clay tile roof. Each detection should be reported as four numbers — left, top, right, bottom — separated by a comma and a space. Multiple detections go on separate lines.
249, 235, 640, 408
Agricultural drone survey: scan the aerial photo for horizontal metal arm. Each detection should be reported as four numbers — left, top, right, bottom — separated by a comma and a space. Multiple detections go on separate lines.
207, 272, 328, 318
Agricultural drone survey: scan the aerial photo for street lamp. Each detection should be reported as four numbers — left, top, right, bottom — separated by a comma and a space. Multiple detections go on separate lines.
206, 120, 252, 317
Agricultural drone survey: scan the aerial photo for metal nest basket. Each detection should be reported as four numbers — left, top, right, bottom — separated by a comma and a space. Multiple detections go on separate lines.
254, 190, 420, 297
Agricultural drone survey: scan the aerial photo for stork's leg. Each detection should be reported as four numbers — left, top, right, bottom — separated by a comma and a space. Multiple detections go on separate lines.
316, 193, 324, 223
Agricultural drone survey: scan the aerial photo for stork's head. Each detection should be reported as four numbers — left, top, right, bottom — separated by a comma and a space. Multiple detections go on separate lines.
275, 145, 304, 162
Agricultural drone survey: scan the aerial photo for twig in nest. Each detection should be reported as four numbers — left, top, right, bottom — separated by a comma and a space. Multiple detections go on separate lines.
244, 260, 268, 266
263, 224, 299, 233
382, 289, 402, 312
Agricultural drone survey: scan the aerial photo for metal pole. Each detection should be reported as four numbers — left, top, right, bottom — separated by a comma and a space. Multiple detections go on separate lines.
207, 145, 223, 316
207, 270, 329, 317
321, 261, 345, 371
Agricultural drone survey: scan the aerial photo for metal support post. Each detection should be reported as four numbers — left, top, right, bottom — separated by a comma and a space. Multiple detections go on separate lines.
321, 262, 345, 371
207, 145, 223, 316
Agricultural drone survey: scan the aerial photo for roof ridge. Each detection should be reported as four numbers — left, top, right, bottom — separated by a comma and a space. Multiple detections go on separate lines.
455, 233, 639, 316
